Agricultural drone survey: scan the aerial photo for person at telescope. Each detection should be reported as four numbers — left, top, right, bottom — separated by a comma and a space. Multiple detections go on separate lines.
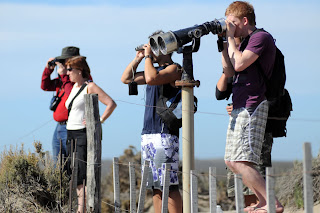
216, 37, 272, 209
121, 30, 183, 213
220, 1, 283, 212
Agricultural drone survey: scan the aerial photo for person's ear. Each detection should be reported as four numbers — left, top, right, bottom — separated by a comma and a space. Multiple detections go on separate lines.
243, 17, 249, 26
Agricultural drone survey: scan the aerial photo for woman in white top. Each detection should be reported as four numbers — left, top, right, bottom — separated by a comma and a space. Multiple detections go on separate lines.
65, 56, 116, 213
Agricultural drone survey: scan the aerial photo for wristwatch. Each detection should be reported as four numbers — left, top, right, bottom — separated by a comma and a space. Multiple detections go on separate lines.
145, 55, 153, 60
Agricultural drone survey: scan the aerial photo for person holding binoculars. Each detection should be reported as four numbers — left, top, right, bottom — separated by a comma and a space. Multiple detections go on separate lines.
220, 1, 283, 212
121, 30, 183, 213
41, 46, 80, 164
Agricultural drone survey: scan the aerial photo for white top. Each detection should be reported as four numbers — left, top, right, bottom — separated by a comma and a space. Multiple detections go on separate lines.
65, 82, 88, 130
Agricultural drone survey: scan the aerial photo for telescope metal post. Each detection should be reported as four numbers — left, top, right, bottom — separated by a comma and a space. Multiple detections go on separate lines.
176, 46, 200, 213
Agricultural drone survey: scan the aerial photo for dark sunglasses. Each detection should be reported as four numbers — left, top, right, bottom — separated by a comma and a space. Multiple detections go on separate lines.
67, 68, 74, 71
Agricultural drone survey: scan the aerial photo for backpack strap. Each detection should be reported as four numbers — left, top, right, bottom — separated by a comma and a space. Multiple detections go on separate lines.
250, 28, 273, 95
239, 28, 267, 81
60, 87, 65, 97
158, 62, 181, 97
250, 28, 271, 77
250, 28, 268, 78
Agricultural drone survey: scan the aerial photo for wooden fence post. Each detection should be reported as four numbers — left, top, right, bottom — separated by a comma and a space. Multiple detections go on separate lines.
234, 174, 244, 213
69, 146, 78, 213
73, 151, 79, 211
45, 151, 51, 168
137, 160, 150, 213
73, 142, 79, 210
266, 167, 276, 213
85, 94, 102, 213
303, 142, 313, 213
190, 170, 198, 213
60, 153, 64, 209
113, 157, 121, 213
68, 140, 73, 213
83, 179, 86, 213
209, 167, 217, 213
129, 162, 136, 213
161, 163, 171, 213
59, 139, 63, 210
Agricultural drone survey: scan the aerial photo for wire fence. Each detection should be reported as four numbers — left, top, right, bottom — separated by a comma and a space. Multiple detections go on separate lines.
1, 94, 320, 212
48, 146, 318, 213
1, 97, 319, 150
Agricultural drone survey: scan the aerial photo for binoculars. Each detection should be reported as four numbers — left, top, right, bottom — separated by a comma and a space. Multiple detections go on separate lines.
149, 18, 226, 56
48, 58, 65, 67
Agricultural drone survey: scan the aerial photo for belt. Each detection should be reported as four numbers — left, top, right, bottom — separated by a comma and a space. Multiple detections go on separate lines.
58, 121, 67, 125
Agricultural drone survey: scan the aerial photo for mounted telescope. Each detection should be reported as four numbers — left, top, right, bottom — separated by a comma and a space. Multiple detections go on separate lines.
149, 18, 226, 56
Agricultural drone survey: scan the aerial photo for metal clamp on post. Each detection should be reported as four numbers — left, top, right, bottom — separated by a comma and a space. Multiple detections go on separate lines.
175, 37, 200, 88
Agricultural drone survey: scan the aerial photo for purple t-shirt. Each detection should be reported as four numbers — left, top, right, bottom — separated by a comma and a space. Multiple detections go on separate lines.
232, 31, 276, 109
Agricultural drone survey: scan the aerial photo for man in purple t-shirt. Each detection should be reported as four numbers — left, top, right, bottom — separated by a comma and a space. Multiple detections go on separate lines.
221, 1, 283, 212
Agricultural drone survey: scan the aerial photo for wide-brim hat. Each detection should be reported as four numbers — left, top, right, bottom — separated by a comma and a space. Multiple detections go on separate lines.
56, 46, 80, 60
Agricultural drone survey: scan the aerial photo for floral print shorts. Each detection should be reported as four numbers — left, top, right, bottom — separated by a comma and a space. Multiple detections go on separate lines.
141, 133, 179, 190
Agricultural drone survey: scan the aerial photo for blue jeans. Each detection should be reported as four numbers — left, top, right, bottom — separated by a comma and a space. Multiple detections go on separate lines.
52, 123, 67, 163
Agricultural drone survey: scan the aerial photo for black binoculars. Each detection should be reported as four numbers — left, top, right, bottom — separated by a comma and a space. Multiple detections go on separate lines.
48, 58, 65, 67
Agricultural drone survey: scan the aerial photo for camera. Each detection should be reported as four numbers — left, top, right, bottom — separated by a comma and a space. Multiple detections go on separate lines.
48, 58, 65, 67
128, 81, 138, 95
150, 18, 226, 56
135, 44, 145, 51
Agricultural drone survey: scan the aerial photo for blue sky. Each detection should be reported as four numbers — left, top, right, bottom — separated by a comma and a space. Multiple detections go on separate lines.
0, 0, 319, 162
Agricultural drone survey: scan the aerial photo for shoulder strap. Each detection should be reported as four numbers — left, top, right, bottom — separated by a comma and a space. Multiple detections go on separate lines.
251, 28, 266, 36
158, 63, 178, 97
251, 28, 270, 82
67, 83, 88, 116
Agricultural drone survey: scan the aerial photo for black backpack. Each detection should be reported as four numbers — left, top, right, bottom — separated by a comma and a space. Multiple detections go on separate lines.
252, 29, 293, 137
265, 89, 292, 137
156, 83, 198, 131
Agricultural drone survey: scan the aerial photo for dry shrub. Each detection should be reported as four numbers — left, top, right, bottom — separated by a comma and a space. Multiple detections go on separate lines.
0, 141, 69, 212
276, 152, 320, 209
